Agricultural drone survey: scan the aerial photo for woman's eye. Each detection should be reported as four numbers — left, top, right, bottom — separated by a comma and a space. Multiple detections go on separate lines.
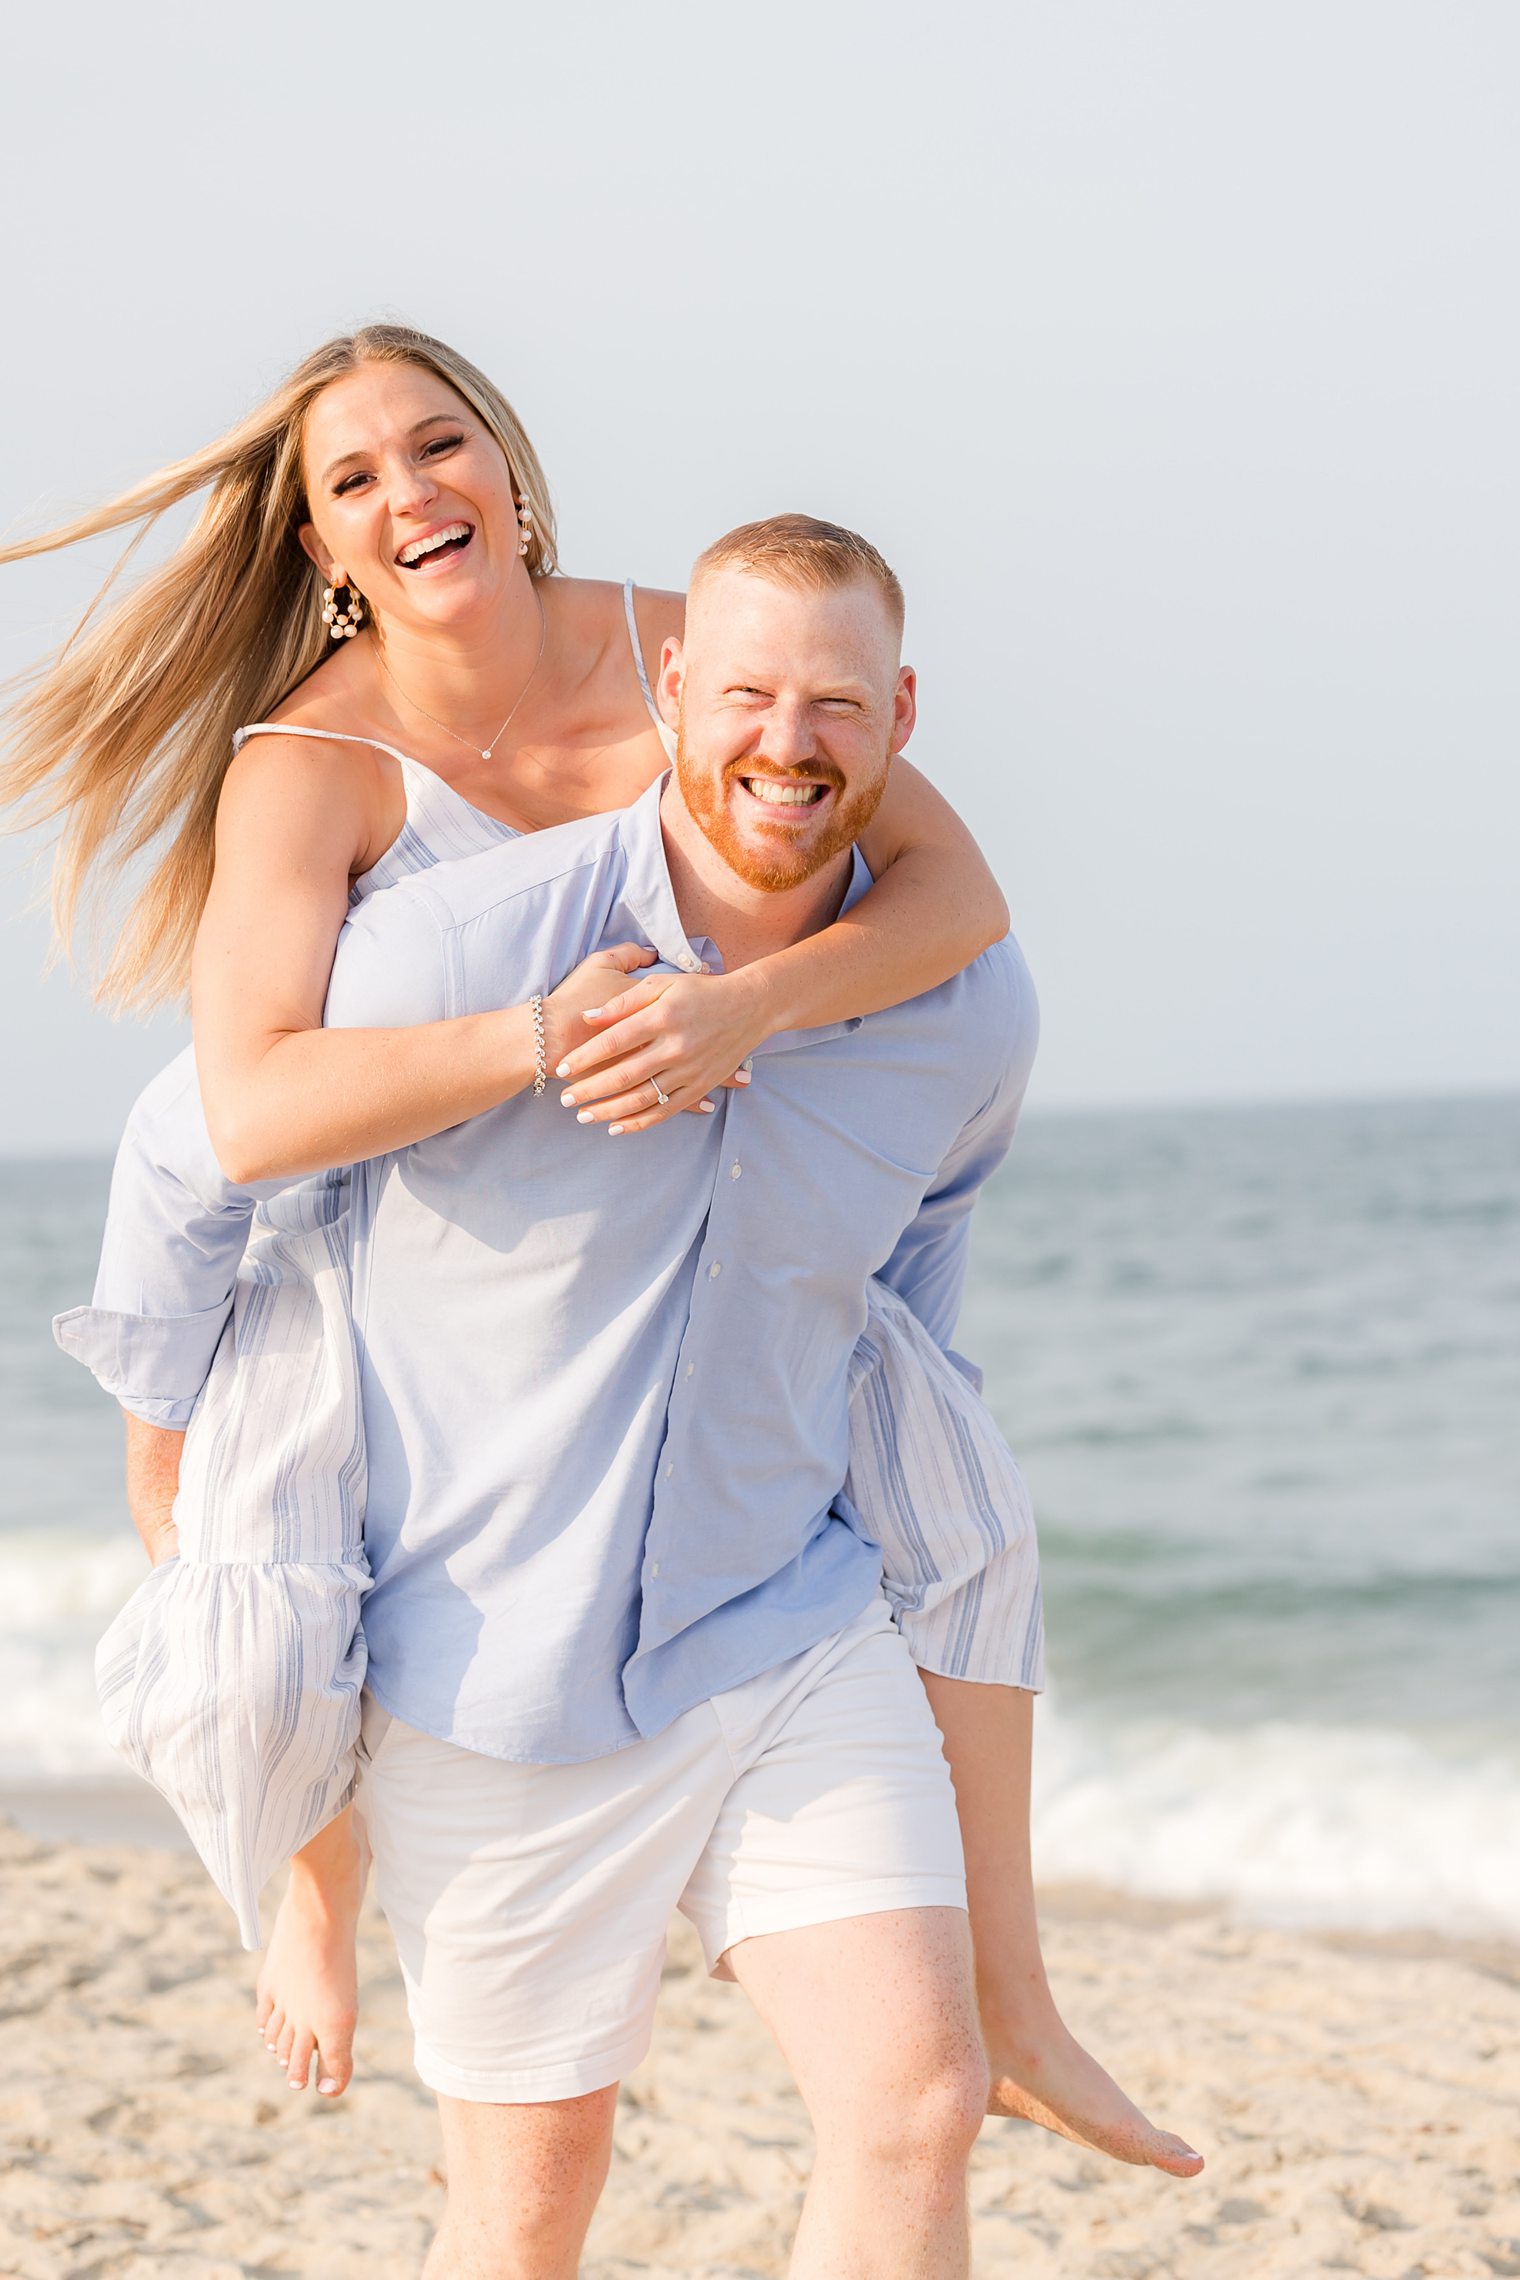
423, 435, 463, 458
334, 472, 370, 496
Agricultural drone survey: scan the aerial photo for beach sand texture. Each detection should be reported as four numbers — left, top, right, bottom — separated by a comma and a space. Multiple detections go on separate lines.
2, 1819, 1517, 2278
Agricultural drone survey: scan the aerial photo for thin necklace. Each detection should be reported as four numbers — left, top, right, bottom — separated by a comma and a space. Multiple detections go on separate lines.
374, 591, 547, 763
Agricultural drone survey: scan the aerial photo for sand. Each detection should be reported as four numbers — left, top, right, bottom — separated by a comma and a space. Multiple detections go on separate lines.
1, 1813, 1517, 2279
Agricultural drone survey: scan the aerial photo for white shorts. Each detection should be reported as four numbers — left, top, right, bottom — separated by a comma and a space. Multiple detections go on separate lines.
354, 1596, 966, 2103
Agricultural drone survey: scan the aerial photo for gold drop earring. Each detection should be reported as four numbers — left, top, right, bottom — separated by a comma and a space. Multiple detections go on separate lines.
321, 569, 366, 640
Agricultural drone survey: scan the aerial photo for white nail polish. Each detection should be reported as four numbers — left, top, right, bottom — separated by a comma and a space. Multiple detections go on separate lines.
318, 2078, 339, 2095
699, 1100, 715, 1114
608, 1124, 624, 1137
555, 1061, 571, 1078
577, 1111, 594, 1125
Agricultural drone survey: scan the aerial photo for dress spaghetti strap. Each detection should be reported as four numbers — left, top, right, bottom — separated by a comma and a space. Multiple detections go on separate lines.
621, 579, 664, 731
232, 721, 424, 768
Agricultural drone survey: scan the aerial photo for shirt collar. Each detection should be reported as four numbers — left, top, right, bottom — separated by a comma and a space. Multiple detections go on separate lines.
615, 776, 871, 1053
615, 776, 710, 977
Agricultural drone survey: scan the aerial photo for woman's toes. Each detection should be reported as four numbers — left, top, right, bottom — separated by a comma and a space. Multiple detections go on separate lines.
1151, 2130, 1205, 2177
263, 2005, 286, 2053
315, 2014, 356, 2098
287, 2029, 315, 2090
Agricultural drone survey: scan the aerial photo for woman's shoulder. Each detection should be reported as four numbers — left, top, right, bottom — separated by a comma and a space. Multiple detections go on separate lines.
249, 650, 388, 748
554, 573, 685, 641
220, 657, 394, 844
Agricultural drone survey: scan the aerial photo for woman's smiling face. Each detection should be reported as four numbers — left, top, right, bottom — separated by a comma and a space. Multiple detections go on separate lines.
298, 360, 523, 632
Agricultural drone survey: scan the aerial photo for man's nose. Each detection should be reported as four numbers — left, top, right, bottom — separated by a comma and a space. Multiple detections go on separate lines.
754, 702, 817, 769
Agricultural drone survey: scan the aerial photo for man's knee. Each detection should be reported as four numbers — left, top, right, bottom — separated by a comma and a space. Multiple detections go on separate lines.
833, 2043, 990, 2174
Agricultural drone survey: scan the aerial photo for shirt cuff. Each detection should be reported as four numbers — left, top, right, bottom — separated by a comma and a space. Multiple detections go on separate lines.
52, 1301, 229, 1429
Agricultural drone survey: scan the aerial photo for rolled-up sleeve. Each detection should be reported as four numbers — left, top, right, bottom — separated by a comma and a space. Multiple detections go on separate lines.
53, 1048, 273, 1426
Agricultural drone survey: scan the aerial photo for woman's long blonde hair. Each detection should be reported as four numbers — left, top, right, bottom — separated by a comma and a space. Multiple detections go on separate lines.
0, 324, 557, 1010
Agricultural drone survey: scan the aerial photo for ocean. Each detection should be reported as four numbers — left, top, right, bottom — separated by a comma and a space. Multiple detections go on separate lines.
2, 1094, 1516, 1938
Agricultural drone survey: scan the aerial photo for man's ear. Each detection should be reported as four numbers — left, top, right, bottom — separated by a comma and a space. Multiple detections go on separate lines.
891, 665, 918, 756
655, 636, 685, 731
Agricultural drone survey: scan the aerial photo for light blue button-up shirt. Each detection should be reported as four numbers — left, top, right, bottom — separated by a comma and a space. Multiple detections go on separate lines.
315, 776, 1037, 1763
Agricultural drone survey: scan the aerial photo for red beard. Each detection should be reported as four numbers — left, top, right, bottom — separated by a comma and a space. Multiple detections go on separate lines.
675, 723, 891, 894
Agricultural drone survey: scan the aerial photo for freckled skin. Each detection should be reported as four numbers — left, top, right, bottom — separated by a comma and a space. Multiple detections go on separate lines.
423, 2086, 618, 2280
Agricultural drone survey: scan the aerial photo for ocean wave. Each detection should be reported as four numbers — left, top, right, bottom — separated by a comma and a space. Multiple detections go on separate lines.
0, 1531, 148, 1781
1031, 1699, 1520, 1940
5, 1529, 1517, 1943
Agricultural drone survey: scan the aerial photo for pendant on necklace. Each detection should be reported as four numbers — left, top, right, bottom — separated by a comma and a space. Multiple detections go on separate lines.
482, 747, 493, 760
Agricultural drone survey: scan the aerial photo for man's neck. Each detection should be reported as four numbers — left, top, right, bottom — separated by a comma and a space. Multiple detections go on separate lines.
658, 778, 853, 973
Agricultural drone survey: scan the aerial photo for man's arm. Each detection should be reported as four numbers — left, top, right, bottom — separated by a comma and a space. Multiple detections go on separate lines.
877, 946, 1040, 1358
125, 1412, 184, 1566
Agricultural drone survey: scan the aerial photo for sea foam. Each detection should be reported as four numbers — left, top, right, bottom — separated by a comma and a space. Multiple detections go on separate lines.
1032, 1695, 1520, 1940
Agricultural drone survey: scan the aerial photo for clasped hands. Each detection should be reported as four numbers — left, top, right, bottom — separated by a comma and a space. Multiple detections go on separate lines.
540, 944, 760, 1135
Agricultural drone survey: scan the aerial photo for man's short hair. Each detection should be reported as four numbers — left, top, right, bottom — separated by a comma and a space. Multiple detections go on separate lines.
690, 513, 905, 636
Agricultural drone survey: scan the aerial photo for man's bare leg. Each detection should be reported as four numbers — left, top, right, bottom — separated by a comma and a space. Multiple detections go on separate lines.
920, 1673, 1204, 2177
728, 1908, 987, 2278
422, 2085, 618, 2280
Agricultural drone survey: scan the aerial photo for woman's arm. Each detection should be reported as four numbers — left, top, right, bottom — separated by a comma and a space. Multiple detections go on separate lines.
764, 755, 1009, 1026
191, 737, 653, 1184
555, 758, 1009, 1130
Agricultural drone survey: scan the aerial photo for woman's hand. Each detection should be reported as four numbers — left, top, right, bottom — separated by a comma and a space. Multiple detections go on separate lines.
554, 967, 765, 1133
540, 945, 660, 1086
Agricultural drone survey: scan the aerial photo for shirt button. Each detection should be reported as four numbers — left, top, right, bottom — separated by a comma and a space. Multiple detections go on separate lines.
708, 1261, 722, 1279
679, 952, 702, 973
730, 1162, 742, 1180
685, 1361, 695, 1378
665, 1460, 674, 1478
650, 1561, 661, 1579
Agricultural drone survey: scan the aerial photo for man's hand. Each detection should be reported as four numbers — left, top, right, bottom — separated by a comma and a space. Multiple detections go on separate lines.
124, 1412, 184, 1567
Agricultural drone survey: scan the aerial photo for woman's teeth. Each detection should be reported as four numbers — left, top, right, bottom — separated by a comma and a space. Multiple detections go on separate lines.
742, 778, 825, 806
398, 523, 471, 567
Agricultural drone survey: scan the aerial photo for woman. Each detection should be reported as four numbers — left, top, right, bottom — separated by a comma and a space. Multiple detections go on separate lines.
3, 324, 1199, 2176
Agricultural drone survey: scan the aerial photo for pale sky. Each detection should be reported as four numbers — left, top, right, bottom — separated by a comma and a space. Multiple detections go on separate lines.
2, 1, 1516, 1155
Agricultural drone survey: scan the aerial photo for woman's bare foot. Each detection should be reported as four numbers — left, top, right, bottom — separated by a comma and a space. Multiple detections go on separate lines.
254, 1804, 366, 2098
983, 2005, 1204, 2176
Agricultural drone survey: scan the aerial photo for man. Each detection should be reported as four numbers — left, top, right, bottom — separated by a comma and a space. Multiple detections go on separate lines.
93, 513, 1040, 2275
263, 514, 1036, 2277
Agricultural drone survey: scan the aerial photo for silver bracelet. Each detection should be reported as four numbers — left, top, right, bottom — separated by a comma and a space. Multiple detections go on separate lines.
529, 993, 547, 1096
